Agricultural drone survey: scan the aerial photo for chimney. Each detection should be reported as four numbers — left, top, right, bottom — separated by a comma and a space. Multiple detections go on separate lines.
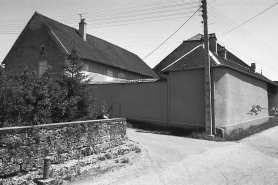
79, 18, 87, 41
251, 63, 256, 72
209, 33, 217, 53
218, 46, 227, 59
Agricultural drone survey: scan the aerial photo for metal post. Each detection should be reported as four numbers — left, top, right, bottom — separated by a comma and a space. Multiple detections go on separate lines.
43, 156, 51, 179
202, 0, 214, 138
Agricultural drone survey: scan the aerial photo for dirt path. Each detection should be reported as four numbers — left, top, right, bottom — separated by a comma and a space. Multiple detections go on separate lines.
72, 127, 278, 185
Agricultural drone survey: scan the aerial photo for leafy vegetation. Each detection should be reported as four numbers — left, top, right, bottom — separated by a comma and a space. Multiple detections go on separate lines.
0, 48, 95, 128
225, 118, 278, 141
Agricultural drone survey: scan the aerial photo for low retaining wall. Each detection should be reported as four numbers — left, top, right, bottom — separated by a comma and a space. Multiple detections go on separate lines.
0, 118, 127, 177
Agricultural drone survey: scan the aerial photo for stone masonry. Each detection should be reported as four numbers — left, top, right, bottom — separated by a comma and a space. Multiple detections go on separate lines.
0, 118, 127, 177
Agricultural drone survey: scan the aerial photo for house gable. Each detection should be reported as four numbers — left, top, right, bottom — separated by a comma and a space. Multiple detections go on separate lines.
3, 12, 158, 80
3, 13, 67, 74
153, 40, 202, 74
36, 13, 158, 79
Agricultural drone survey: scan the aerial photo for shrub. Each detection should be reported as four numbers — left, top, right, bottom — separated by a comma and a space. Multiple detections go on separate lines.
0, 48, 96, 128
0, 67, 53, 127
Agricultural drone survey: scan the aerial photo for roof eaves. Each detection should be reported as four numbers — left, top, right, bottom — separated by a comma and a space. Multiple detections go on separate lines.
163, 66, 204, 72
89, 78, 162, 85
82, 58, 158, 78
163, 65, 278, 87
212, 65, 278, 87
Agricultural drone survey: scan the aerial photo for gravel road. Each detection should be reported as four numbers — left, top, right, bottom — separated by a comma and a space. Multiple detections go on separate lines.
72, 126, 278, 185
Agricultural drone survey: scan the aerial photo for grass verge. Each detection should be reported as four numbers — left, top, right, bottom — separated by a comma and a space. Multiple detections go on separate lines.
127, 118, 278, 142
225, 118, 278, 141
127, 119, 224, 142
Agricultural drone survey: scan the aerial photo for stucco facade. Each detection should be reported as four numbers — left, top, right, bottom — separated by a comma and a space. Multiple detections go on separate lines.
214, 68, 269, 133
90, 65, 277, 135
169, 69, 205, 128
92, 81, 168, 126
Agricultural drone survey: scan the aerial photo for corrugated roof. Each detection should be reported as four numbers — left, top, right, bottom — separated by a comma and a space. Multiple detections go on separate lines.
36, 12, 158, 78
89, 78, 161, 84
163, 45, 278, 86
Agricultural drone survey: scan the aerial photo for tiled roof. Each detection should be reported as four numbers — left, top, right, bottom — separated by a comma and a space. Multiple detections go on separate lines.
162, 45, 217, 71
36, 12, 158, 78
163, 45, 278, 86
89, 78, 161, 84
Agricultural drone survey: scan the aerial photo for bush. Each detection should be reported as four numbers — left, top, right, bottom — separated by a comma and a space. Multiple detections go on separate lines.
0, 67, 53, 127
0, 48, 95, 128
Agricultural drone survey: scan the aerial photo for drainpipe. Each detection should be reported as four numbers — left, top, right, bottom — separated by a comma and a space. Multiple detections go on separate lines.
211, 68, 216, 134
159, 72, 170, 127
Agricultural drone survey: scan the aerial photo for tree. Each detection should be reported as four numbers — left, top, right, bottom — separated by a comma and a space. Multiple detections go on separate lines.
51, 48, 94, 122
0, 49, 96, 128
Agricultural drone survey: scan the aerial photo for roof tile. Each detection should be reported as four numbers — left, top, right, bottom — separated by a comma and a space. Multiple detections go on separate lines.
36, 12, 158, 78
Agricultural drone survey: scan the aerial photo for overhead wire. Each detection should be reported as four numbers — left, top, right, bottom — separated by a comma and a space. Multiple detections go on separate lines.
208, 5, 278, 56
206, 5, 276, 57
206, 5, 278, 74
208, 9, 278, 57
218, 41, 278, 74
219, 1, 278, 37
0, 1, 199, 34
142, 6, 201, 60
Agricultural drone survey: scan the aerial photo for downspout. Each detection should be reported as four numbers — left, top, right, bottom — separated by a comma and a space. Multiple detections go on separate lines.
211, 68, 216, 134
159, 72, 170, 127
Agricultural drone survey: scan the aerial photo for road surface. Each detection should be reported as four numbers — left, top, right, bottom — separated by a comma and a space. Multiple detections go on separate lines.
72, 126, 278, 185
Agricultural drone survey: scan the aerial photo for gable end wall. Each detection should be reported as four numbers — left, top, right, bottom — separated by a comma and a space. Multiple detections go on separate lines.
5, 15, 65, 75
214, 68, 269, 133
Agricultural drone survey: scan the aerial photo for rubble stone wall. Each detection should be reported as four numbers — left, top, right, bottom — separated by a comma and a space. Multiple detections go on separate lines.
0, 118, 127, 177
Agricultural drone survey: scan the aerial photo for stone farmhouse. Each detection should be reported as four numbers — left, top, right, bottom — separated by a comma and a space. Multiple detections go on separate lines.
93, 33, 278, 134
2, 11, 277, 135
2, 12, 158, 81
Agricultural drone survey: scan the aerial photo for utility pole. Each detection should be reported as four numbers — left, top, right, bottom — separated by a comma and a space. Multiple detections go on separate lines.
201, 0, 214, 139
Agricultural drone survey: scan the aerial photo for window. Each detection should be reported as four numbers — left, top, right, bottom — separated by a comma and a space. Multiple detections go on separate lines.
107, 70, 113, 77
107, 70, 113, 81
39, 61, 47, 75
81, 62, 89, 71
118, 73, 125, 79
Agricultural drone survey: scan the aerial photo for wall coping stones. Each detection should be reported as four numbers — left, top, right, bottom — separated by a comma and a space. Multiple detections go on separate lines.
0, 118, 126, 133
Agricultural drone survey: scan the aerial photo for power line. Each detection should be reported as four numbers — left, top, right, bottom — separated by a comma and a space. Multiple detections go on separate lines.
219, 1, 278, 37
207, 7, 278, 58
143, 7, 201, 60
218, 41, 278, 74
0, 12, 198, 34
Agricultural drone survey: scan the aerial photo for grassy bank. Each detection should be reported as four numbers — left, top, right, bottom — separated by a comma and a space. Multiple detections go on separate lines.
127, 118, 278, 142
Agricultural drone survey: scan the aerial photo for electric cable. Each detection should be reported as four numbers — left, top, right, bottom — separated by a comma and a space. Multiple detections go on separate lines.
142, 6, 201, 60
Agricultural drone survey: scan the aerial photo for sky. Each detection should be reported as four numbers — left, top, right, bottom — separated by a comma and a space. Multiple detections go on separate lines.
0, 0, 278, 80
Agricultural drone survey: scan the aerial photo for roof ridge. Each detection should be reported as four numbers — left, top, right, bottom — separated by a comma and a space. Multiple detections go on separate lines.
221, 56, 251, 70
36, 12, 139, 57
162, 44, 203, 71
32, 12, 158, 78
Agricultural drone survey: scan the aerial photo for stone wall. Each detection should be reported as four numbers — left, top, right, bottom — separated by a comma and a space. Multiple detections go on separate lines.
0, 118, 127, 177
